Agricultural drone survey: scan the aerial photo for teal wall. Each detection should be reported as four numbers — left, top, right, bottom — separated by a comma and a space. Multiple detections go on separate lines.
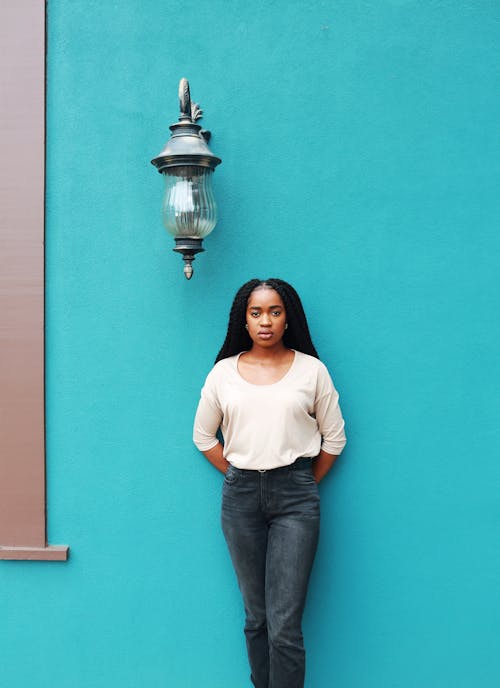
1, 1, 499, 686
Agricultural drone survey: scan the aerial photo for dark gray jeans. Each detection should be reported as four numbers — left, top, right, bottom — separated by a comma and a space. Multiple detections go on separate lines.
221, 458, 320, 688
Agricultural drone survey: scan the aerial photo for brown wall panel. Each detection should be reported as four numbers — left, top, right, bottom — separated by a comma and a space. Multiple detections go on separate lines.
0, 1, 68, 560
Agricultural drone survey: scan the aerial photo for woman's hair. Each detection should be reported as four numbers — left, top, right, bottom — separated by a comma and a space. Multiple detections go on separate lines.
215, 278, 319, 363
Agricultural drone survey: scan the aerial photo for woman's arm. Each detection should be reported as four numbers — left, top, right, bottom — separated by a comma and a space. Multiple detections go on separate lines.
313, 363, 346, 481
201, 442, 230, 475
312, 449, 339, 483
193, 368, 227, 472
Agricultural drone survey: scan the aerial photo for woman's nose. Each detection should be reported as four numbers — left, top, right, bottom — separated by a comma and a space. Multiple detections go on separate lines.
260, 313, 271, 325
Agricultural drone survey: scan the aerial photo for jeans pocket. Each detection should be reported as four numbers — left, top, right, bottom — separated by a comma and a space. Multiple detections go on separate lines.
224, 465, 238, 485
290, 467, 317, 486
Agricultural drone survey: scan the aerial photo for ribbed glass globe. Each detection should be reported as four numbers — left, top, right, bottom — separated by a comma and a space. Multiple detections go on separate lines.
161, 165, 217, 239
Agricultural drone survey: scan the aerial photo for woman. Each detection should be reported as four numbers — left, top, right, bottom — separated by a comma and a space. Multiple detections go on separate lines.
193, 278, 346, 688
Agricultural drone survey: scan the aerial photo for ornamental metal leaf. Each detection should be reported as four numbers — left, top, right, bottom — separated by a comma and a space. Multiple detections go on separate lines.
191, 102, 203, 122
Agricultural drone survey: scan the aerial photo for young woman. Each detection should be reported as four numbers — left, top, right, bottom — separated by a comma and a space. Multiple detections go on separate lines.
193, 278, 346, 688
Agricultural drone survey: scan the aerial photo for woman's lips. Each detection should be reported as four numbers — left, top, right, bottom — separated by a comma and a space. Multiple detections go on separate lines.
258, 332, 273, 339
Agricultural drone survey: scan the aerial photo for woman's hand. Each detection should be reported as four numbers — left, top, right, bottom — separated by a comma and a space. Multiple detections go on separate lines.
202, 443, 230, 475
312, 450, 339, 483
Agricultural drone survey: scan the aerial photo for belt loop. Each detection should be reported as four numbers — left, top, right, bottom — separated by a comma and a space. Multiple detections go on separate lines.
258, 469, 267, 473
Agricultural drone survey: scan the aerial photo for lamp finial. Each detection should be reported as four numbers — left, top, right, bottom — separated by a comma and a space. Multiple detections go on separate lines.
178, 78, 191, 120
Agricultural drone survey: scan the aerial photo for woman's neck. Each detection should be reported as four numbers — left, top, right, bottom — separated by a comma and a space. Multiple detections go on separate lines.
245, 344, 291, 364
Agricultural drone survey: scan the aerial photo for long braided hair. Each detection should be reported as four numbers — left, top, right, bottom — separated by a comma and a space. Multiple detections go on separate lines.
215, 278, 319, 363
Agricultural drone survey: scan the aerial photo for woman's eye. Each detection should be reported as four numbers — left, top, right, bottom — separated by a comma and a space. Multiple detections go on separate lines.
250, 312, 260, 317
272, 311, 282, 317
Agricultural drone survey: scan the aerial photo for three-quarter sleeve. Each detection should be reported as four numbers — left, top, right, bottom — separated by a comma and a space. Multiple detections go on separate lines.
314, 363, 347, 455
193, 372, 223, 452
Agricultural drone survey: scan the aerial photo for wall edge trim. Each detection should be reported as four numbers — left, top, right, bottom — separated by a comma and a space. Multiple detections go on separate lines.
0, 545, 69, 561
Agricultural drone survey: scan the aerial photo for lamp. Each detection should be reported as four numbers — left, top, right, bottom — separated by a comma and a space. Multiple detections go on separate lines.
151, 78, 221, 279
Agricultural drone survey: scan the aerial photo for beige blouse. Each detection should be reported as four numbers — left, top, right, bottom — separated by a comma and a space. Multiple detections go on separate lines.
193, 350, 346, 470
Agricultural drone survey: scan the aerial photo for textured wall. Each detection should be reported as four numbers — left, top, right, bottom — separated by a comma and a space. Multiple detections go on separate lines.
1, 1, 499, 686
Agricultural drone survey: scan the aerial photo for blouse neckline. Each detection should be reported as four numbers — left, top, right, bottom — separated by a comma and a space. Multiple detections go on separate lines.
234, 350, 297, 387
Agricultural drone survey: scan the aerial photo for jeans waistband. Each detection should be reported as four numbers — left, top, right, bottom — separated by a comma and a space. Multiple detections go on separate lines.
231, 457, 313, 475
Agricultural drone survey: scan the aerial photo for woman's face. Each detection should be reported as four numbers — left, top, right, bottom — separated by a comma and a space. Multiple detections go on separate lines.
245, 287, 287, 349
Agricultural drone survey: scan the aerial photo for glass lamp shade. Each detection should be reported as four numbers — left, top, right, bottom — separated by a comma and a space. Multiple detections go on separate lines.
161, 165, 217, 239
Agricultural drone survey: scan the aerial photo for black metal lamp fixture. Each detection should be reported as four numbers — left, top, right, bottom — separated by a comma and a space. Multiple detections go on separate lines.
151, 78, 221, 279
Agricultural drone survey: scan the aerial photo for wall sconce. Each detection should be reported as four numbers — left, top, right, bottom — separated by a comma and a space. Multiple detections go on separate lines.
151, 78, 222, 279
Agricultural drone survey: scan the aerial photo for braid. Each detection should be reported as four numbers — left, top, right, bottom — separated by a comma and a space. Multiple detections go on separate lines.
215, 278, 319, 363
215, 279, 261, 363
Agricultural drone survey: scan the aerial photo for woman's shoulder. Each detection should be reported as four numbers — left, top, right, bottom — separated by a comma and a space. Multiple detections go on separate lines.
293, 350, 334, 381
294, 350, 327, 370
205, 354, 240, 380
